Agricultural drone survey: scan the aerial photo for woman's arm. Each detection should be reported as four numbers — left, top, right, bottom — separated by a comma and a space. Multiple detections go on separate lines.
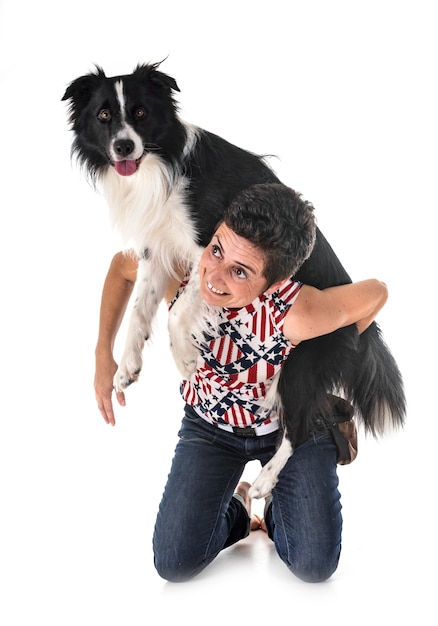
94, 251, 138, 425
283, 279, 388, 345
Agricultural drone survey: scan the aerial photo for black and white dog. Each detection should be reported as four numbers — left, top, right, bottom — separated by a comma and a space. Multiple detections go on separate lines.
62, 62, 406, 497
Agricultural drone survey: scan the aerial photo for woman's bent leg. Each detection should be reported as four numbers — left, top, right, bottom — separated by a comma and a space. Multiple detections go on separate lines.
264, 431, 342, 582
153, 410, 251, 582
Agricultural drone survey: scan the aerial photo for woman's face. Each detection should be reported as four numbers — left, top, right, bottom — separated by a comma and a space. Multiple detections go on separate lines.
199, 223, 281, 308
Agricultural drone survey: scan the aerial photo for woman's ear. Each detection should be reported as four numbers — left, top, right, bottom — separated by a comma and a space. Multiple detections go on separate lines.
265, 278, 289, 295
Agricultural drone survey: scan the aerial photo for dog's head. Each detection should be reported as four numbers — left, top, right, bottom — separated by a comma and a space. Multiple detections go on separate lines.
62, 62, 183, 180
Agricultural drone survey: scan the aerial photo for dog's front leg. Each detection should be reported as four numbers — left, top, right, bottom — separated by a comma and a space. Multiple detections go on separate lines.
249, 432, 293, 499
114, 257, 167, 391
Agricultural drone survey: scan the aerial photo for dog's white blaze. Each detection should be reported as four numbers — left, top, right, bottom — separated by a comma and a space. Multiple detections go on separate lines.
115, 80, 126, 122
108, 80, 144, 162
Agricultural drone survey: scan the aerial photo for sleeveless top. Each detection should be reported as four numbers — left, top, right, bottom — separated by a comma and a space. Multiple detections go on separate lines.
169, 276, 302, 431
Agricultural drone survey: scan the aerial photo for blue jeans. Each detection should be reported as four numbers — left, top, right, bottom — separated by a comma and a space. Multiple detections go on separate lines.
153, 405, 342, 583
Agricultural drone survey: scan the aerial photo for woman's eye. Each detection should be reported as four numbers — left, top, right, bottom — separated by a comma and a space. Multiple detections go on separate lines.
98, 108, 111, 122
234, 267, 248, 279
211, 245, 221, 258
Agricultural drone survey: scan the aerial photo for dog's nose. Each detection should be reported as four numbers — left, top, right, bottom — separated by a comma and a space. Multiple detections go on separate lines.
114, 139, 135, 158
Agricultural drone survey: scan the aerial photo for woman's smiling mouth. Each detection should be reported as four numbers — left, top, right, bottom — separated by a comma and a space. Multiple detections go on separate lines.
207, 281, 227, 295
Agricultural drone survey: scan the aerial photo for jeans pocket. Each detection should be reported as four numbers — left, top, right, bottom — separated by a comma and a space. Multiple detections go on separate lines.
178, 406, 218, 444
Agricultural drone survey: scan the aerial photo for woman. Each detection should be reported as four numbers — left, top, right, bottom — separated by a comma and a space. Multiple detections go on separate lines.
94, 184, 387, 582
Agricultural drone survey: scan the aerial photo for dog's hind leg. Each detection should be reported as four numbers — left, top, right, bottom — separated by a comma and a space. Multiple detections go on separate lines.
114, 256, 168, 391
167, 257, 218, 378
168, 270, 202, 378
249, 432, 293, 499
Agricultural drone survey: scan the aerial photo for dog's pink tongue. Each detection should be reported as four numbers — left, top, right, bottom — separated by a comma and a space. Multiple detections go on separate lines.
114, 160, 137, 176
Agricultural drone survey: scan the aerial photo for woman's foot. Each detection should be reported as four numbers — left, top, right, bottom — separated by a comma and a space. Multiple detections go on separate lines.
235, 481, 262, 531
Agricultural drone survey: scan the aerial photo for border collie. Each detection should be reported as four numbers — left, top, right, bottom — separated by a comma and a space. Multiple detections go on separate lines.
62, 62, 406, 497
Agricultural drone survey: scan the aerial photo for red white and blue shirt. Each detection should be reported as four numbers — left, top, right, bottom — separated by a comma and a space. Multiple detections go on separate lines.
171, 277, 302, 431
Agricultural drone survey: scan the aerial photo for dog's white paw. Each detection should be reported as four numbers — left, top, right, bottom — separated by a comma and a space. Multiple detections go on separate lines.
249, 433, 294, 499
173, 357, 198, 379
169, 339, 198, 378
114, 351, 143, 391
249, 465, 279, 499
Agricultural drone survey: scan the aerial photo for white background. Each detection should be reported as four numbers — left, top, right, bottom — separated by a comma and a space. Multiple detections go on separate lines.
0, 1, 436, 624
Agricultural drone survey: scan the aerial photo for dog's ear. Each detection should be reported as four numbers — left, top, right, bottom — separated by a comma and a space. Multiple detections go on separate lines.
133, 62, 180, 93
61, 66, 106, 104
150, 69, 180, 93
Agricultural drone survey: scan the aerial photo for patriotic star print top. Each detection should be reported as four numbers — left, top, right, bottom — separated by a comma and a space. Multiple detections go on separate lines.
170, 274, 302, 431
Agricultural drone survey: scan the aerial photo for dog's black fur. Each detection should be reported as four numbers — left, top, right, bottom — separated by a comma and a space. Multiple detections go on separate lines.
62, 61, 405, 449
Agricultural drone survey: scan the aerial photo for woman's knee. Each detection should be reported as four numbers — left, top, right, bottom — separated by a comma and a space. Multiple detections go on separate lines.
277, 544, 341, 583
153, 550, 207, 583
291, 557, 340, 583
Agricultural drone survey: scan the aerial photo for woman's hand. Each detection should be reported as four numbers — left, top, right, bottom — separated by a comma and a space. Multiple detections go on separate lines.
94, 352, 126, 426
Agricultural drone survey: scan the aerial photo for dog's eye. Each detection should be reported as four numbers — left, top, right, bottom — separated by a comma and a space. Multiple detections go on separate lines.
98, 109, 112, 122
134, 107, 146, 119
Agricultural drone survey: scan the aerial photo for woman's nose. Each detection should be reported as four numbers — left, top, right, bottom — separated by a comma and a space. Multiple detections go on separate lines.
207, 267, 226, 287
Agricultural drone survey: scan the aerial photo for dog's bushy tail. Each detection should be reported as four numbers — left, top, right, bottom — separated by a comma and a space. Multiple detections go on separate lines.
281, 227, 406, 445
279, 321, 406, 445
350, 321, 406, 436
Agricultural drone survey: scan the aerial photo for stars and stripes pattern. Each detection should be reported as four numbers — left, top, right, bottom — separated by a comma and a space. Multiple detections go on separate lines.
179, 278, 302, 429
